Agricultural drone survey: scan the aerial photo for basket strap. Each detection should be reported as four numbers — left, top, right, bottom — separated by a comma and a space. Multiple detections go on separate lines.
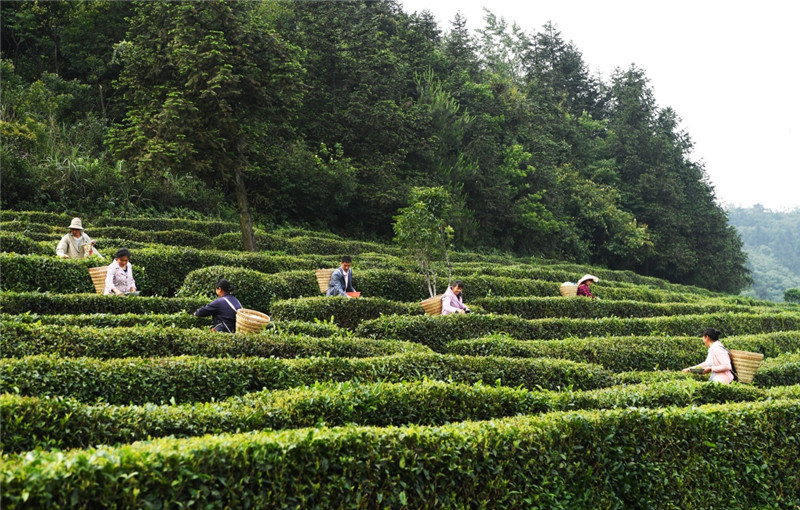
722, 346, 739, 380
223, 297, 238, 312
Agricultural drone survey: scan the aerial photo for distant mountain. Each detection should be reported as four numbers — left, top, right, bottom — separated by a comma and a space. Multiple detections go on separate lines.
728, 206, 800, 301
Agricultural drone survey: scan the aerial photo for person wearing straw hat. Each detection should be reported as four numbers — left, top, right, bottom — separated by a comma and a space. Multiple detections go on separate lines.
682, 327, 734, 384
56, 217, 102, 259
576, 274, 599, 299
193, 279, 242, 333
104, 248, 138, 296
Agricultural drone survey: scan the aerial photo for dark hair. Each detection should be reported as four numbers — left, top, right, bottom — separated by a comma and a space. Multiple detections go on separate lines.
114, 248, 131, 260
702, 327, 721, 341
216, 279, 235, 294
452, 280, 464, 290
341, 255, 352, 263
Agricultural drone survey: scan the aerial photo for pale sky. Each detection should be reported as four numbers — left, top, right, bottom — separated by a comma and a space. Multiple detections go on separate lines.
400, 0, 800, 211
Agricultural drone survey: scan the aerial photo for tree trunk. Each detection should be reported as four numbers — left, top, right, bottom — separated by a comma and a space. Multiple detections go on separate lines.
233, 164, 257, 252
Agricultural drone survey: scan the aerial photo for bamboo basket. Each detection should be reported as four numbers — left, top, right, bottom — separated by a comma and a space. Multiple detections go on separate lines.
315, 268, 335, 294
559, 283, 578, 297
88, 266, 108, 294
420, 294, 444, 316
236, 308, 270, 334
729, 349, 764, 384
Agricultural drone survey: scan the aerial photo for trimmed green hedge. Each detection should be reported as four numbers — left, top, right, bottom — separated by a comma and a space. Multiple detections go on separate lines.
473, 296, 753, 319
4, 379, 793, 453
0, 323, 429, 359
2, 399, 798, 508
270, 296, 422, 329
0, 312, 207, 328
92, 217, 238, 237
0, 291, 206, 315
443, 331, 800, 372
0, 232, 51, 255
0, 353, 615, 404
0, 254, 102, 293
88, 226, 213, 249
0, 210, 72, 225
355, 312, 800, 350
754, 353, 800, 388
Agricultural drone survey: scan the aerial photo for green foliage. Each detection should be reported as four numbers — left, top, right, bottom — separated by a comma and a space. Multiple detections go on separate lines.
444, 331, 800, 372
2, 399, 798, 508
753, 353, 800, 388
270, 296, 422, 330
0, 254, 101, 293
393, 186, 455, 296
1, 353, 614, 405
0, 232, 49, 255
784, 288, 800, 304
0, 322, 427, 360
4, 379, 795, 453
474, 296, 753, 319
356, 312, 800, 351
0, 291, 205, 315
0, 312, 205, 329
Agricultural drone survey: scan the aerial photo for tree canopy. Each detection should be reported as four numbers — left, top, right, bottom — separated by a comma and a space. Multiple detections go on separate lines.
0, 0, 751, 292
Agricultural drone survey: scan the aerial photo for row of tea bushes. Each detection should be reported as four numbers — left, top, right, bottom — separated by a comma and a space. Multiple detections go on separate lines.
0, 312, 208, 329
355, 312, 800, 350
270, 296, 423, 329
473, 296, 756, 319
0, 291, 207, 315
0, 323, 428, 360
5, 379, 797, 453
753, 353, 800, 387
179, 266, 566, 312
443, 331, 800, 372
2, 399, 798, 509
211, 230, 402, 256
1, 353, 615, 405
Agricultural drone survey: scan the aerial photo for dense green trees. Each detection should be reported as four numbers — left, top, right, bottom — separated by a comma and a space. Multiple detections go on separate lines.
0, 0, 751, 291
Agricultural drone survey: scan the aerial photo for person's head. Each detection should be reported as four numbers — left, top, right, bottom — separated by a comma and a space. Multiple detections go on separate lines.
702, 327, 721, 346
451, 280, 464, 295
340, 255, 352, 272
215, 278, 235, 296
114, 248, 131, 267
578, 274, 599, 286
68, 217, 84, 237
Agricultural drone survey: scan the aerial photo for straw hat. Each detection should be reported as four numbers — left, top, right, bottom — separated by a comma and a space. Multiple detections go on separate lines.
68, 218, 84, 230
577, 274, 599, 285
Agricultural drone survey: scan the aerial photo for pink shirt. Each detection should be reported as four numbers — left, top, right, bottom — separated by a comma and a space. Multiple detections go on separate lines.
698, 342, 734, 384
441, 287, 469, 315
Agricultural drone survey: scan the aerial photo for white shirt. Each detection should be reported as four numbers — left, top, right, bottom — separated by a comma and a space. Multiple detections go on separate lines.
104, 261, 136, 295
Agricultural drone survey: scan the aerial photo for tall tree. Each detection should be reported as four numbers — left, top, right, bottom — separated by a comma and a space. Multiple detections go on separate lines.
108, 0, 304, 250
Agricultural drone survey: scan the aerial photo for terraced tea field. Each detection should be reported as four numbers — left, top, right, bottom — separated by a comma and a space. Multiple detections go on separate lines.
2, 210, 799, 508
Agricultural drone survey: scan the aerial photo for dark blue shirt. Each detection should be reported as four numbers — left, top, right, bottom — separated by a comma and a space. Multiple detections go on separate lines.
194, 295, 242, 333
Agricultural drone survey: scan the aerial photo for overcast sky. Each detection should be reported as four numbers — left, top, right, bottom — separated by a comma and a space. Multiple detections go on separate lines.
400, 0, 800, 211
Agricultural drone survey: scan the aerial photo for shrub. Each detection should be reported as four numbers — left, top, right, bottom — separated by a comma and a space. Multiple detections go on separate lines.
89, 226, 213, 249
270, 296, 422, 329
0, 210, 71, 225
92, 217, 237, 237
0, 254, 100, 293
0, 291, 206, 315
355, 312, 800, 350
0, 353, 614, 404
0, 322, 429, 359
1, 400, 798, 508
443, 331, 800, 372
753, 353, 800, 387
0, 232, 50, 255
473, 296, 750, 319
0, 312, 207, 328
4, 379, 791, 453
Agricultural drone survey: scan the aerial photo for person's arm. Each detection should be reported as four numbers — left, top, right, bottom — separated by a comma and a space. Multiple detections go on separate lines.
104, 264, 121, 295
327, 270, 347, 296
710, 346, 733, 373
194, 299, 219, 317
56, 236, 70, 258
128, 265, 136, 292
346, 270, 355, 292
441, 291, 463, 314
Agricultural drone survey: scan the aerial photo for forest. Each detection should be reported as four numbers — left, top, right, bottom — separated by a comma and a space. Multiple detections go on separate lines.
728, 206, 800, 302
1, 0, 750, 293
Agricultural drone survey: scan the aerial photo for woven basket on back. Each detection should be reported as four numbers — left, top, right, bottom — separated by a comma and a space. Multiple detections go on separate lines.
559, 283, 578, 297
315, 268, 335, 294
88, 266, 108, 294
236, 308, 270, 334
729, 349, 764, 384
420, 294, 444, 316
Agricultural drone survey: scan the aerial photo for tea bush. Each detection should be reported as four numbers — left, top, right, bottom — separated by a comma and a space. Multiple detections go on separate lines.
0, 291, 206, 315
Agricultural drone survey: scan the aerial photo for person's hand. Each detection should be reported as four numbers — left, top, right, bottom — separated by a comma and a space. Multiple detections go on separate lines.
90, 240, 96, 246
61, 255, 70, 259
457, 309, 465, 314
702, 367, 712, 374
681, 368, 690, 373
130, 287, 136, 293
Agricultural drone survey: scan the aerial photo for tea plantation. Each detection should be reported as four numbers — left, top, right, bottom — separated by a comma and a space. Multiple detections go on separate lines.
1, 210, 799, 508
